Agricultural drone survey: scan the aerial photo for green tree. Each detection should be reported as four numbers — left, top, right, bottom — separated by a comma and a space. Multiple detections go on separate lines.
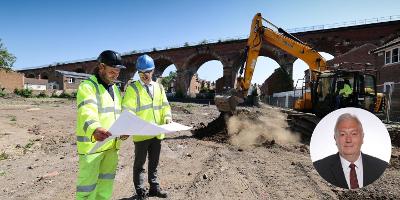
160, 71, 177, 91
0, 39, 16, 70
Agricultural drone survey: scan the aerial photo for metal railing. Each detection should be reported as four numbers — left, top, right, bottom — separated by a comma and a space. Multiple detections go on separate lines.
286, 15, 400, 33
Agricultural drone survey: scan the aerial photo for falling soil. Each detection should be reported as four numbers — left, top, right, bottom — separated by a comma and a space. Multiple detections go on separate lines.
192, 107, 300, 148
192, 113, 228, 143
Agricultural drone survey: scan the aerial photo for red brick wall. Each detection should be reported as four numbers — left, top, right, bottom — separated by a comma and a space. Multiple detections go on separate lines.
0, 69, 24, 92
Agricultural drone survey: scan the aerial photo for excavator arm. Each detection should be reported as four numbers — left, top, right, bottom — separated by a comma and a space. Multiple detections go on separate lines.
215, 13, 327, 112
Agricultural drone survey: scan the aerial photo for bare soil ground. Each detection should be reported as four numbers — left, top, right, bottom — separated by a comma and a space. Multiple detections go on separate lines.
0, 98, 399, 200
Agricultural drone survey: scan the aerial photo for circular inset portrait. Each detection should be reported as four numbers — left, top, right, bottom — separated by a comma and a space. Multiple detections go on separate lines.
310, 107, 391, 189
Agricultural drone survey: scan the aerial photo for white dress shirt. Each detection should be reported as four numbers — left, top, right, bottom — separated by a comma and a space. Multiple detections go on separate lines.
138, 79, 154, 98
340, 154, 363, 188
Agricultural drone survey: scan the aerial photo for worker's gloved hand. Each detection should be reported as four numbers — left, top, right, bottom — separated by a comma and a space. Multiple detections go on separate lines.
93, 127, 112, 141
120, 135, 129, 140
165, 119, 172, 124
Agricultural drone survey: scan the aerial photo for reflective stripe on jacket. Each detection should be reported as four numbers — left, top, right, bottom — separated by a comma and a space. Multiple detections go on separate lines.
76, 75, 122, 154
122, 81, 172, 142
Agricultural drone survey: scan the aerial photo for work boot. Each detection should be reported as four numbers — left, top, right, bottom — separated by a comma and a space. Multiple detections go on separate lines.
148, 187, 168, 198
135, 189, 147, 200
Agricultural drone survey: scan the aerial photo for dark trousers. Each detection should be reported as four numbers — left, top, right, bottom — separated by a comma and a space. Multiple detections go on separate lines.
133, 137, 161, 194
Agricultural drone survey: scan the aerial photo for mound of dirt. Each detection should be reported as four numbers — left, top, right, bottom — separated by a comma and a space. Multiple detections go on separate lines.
191, 113, 229, 143
191, 109, 263, 142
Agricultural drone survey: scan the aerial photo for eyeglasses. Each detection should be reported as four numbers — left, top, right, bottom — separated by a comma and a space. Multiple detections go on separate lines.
138, 70, 153, 74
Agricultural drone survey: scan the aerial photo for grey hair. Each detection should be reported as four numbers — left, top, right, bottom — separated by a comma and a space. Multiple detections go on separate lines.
334, 113, 364, 138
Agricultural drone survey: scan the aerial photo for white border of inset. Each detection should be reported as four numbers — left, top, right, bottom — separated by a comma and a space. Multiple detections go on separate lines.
310, 107, 391, 162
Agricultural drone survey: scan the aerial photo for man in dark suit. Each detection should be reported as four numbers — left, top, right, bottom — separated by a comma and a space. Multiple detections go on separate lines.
313, 113, 388, 189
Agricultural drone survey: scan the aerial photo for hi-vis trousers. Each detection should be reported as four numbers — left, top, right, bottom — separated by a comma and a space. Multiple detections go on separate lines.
76, 148, 118, 200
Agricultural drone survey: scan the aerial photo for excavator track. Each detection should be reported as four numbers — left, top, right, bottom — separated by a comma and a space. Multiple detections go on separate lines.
282, 109, 320, 139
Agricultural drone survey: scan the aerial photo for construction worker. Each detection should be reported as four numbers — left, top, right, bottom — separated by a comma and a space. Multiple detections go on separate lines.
336, 79, 353, 108
75, 50, 128, 200
340, 79, 353, 98
122, 54, 172, 200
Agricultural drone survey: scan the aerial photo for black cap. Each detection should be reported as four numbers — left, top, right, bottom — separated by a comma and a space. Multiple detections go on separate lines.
97, 50, 126, 69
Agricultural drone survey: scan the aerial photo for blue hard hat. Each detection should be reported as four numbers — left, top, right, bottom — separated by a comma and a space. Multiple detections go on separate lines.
136, 54, 155, 72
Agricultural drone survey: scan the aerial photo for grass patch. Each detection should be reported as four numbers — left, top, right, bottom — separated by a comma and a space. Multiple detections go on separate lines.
0, 152, 9, 160
35, 92, 48, 98
185, 103, 194, 108
23, 140, 36, 154
24, 140, 35, 149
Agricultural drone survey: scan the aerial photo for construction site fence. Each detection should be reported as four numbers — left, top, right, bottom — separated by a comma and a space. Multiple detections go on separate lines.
263, 84, 400, 122
378, 82, 400, 122
167, 97, 215, 105
263, 89, 307, 109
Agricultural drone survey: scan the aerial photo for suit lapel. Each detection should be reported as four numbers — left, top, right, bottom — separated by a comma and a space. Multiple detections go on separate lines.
330, 153, 349, 189
362, 153, 370, 186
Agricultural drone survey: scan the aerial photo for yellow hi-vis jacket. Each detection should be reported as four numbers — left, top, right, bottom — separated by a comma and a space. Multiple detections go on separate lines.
339, 84, 353, 98
76, 75, 122, 155
122, 81, 172, 142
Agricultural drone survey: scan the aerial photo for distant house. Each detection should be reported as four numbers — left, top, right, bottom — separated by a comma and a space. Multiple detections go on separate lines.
370, 37, 400, 121
52, 70, 91, 92
327, 43, 378, 70
24, 78, 48, 91
370, 37, 400, 85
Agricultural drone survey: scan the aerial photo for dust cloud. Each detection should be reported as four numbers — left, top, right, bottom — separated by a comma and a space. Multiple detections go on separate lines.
227, 109, 300, 147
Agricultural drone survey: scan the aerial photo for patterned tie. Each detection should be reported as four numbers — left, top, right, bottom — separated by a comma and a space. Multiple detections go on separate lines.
145, 84, 153, 99
349, 163, 359, 189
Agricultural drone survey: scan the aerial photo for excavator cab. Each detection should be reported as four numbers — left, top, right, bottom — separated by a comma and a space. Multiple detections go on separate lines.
311, 70, 378, 117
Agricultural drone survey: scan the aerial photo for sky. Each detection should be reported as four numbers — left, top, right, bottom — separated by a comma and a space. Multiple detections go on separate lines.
1, 0, 399, 84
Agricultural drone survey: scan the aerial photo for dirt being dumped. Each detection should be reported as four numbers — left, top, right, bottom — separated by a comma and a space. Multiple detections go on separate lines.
192, 113, 228, 143
192, 106, 300, 147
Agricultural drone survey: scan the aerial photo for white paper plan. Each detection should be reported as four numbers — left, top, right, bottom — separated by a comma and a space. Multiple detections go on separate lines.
88, 110, 192, 154
108, 110, 192, 136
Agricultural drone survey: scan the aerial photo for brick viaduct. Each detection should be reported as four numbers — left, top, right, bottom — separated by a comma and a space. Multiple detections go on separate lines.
19, 20, 400, 95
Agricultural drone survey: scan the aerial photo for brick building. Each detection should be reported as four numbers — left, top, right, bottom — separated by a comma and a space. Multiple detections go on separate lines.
0, 69, 24, 92
370, 37, 400, 121
186, 73, 215, 97
24, 78, 47, 91
50, 70, 91, 92
327, 43, 378, 70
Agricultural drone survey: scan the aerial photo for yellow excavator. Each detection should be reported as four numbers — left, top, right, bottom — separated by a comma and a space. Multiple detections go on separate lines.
215, 13, 383, 117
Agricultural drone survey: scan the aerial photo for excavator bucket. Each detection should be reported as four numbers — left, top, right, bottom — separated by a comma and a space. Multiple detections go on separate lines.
214, 94, 244, 112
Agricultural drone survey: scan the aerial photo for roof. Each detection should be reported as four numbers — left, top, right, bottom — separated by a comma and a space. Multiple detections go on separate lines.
24, 78, 48, 85
327, 43, 378, 69
56, 70, 91, 78
370, 37, 400, 53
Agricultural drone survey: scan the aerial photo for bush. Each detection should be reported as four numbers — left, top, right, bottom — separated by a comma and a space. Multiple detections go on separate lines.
58, 92, 76, 99
174, 90, 185, 98
14, 88, 33, 97
36, 91, 48, 98
0, 152, 9, 160
0, 88, 5, 97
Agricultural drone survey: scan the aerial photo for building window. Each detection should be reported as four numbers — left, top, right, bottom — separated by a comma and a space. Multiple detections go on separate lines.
68, 78, 75, 83
392, 48, 399, 63
385, 47, 400, 65
385, 50, 391, 64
